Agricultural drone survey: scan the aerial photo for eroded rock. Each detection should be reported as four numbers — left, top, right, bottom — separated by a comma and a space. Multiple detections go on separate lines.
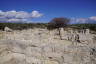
0, 28, 96, 64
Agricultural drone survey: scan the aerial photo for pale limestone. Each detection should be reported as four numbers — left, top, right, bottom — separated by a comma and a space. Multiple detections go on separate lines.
0, 28, 96, 64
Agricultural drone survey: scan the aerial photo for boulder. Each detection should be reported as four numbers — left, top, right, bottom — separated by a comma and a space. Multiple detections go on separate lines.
4, 27, 12, 32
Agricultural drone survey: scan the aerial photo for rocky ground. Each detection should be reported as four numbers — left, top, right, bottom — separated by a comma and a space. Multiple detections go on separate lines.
0, 28, 96, 64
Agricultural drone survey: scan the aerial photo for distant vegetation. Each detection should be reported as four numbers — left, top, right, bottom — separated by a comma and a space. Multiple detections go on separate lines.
69, 24, 96, 31
0, 23, 48, 30
0, 23, 96, 31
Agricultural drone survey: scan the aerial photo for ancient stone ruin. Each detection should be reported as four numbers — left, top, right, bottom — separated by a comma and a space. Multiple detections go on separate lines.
0, 28, 96, 64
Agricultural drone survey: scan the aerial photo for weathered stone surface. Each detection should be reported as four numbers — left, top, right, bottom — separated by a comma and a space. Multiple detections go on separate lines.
4, 27, 12, 32
0, 28, 96, 64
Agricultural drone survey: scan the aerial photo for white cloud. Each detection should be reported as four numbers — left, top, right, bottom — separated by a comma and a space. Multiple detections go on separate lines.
76, 18, 88, 23
15, 11, 30, 19
0, 10, 5, 17
89, 16, 96, 21
8, 18, 20, 22
31, 10, 43, 18
70, 16, 96, 24
0, 10, 43, 22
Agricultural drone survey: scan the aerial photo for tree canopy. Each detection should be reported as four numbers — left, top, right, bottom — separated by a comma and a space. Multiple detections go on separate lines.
47, 17, 70, 30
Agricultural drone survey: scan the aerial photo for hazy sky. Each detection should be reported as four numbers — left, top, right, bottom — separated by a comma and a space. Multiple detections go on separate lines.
0, 0, 96, 23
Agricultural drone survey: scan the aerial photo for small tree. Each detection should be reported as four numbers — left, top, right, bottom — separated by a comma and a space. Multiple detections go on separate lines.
48, 17, 70, 40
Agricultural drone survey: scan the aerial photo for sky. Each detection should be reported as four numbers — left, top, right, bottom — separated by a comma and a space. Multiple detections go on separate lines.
0, 0, 96, 23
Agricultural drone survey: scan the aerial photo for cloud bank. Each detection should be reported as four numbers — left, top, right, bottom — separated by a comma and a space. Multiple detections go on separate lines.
0, 10, 96, 24
70, 16, 96, 24
0, 10, 43, 23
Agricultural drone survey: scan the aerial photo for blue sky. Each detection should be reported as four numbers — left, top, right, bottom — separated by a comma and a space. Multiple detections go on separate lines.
0, 0, 96, 23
